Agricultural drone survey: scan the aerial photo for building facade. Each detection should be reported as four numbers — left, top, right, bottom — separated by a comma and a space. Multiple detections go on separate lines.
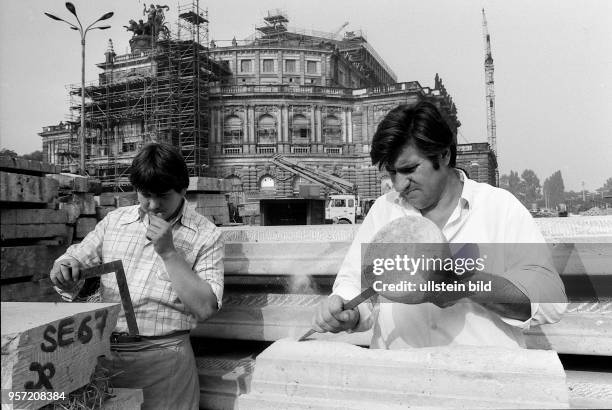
40, 9, 496, 201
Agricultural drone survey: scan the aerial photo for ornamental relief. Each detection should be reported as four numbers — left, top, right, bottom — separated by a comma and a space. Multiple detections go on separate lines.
323, 106, 343, 115
289, 105, 311, 115
373, 103, 397, 113
255, 105, 279, 114
223, 106, 245, 115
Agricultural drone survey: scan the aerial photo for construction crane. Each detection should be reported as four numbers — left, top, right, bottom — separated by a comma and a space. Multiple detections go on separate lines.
331, 21, 349, 39
482, 9, 497, 158
271, 154, 355, 194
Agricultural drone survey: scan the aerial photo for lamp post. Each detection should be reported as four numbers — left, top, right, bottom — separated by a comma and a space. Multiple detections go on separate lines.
45, 3, 113, 175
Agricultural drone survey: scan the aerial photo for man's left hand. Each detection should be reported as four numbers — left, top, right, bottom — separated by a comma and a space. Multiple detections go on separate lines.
147, 213, 176, 258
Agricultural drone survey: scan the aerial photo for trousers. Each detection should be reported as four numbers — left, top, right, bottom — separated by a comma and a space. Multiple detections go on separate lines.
100, 333, 199, 410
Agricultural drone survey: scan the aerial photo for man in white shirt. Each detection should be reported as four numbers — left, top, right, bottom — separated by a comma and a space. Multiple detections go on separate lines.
311, 102, 567, 349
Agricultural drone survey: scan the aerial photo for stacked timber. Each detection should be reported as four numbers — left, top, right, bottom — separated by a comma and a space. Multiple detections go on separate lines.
1, 156, 66, 302
0, 302, 138, 409
186, 176, 232, 225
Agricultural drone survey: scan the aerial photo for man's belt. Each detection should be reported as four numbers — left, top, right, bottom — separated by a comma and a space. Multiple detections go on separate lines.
110, 330, 190, 343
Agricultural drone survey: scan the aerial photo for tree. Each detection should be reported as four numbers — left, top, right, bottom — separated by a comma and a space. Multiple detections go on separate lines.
521, 169, 541, 205
543, 170, 565, 208
499, 173, 510, 190
0, 148, 18, 157
598, 177, 612, 193
21, 150, 43, 161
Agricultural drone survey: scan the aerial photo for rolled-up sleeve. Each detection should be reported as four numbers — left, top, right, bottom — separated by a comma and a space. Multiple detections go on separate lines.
501, 201, 568, 328
194, 228, 224, 310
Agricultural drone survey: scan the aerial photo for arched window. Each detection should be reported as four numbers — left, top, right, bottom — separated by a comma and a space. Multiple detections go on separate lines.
223, 115, 243, 144
323, 115, 342, 144
291, 114, 310, 142
257, 114, 277, 144
260, 175, 275, 190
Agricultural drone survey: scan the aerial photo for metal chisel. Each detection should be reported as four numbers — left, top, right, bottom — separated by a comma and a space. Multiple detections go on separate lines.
297, 287, 376, 341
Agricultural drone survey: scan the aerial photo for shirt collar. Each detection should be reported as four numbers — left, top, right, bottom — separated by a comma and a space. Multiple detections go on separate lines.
120, 198, 196, 232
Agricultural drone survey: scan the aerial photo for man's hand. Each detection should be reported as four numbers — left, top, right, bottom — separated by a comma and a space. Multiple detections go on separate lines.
50, 257, 82, 291
312, 295, 360, 334
147, 213, 176, 258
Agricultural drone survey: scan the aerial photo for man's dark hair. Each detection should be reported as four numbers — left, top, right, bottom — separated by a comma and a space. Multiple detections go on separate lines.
129, 143, 189, 193
370, 101, 456, 170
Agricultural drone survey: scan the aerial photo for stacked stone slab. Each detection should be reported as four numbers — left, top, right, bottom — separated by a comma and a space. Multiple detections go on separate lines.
186, 176, 232, 225
237, 340, 569, 409
52, 173, 102, 242
194, 219, 612, 409
0, 156, 67, 302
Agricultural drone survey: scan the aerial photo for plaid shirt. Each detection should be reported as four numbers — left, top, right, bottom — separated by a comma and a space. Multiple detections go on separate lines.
57, 200, 224, 336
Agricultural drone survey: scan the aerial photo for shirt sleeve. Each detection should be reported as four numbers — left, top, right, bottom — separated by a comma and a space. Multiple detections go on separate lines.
499, 196, 568, 328
53, 214, 110, 301
332, 199, 385, 332
193, 227, 224, 310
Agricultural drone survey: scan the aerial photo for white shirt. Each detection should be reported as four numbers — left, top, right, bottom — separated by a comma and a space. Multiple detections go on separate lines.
333, 172, 567, 349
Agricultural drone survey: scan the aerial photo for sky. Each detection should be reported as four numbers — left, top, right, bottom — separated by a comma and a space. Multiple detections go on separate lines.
0, 0, 610, 191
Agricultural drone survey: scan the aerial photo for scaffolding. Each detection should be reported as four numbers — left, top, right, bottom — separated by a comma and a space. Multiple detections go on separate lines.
68, 2, 222, 189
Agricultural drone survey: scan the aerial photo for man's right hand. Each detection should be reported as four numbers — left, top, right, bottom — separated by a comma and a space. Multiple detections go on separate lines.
50, 257, 82, 291
312, 294, 360, 334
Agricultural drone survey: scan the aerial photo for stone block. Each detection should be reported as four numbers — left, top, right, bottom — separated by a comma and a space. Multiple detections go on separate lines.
75, 217, 98, 239
1, 302, 120, 407
99, 192, 117, 206
0, 208, 68, 225
237, 340, 569, 409
0, 156, 61, 175
0, 223, 68, 241
1, 245, 68, 281
0, 172, 59, 203
188, 177, 232, 193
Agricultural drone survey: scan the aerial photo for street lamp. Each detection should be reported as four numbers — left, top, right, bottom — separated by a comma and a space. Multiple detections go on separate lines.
45, 3, 113, 175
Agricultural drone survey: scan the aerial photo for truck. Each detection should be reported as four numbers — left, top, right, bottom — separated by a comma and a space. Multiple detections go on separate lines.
270, 154, 360, 224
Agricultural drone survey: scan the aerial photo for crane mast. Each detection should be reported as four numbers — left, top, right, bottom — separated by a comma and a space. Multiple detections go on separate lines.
482, 8, 497, 158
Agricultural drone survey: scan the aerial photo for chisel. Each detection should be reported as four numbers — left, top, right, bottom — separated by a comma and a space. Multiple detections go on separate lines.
297, 287, 376, 341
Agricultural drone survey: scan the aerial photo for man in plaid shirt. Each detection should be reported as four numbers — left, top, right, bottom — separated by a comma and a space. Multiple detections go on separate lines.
50, 143, 224, 409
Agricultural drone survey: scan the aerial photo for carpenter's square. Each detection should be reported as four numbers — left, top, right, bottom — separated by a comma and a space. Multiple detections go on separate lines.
49, 260, 139, 337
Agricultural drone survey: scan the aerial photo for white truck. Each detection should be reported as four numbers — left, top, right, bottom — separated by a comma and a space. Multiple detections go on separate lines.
325, 194, 361, 224
270, 155, 361, 224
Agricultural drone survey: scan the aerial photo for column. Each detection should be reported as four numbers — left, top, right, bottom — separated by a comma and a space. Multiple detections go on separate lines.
276, 106, 282, 145
249, 105, 256, 145
209, 107, 216, 147
310, 105, 316, 143
283, 105, 289, 143
347, 108, 353, 144
362, 105, 369, 146
243, 105, 249, 153
342, 108, 347, 143
316, 105, 322, 143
